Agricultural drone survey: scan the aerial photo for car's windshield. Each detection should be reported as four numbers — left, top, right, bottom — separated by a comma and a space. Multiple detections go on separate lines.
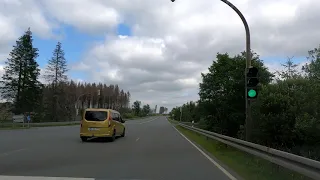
0, 0, 319, 180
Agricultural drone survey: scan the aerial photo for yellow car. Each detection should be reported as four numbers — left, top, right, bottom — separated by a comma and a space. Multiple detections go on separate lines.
80, 108, 125, 142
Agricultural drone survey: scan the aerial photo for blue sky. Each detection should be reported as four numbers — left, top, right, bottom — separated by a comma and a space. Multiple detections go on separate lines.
263, 56, 307, 65
33, 23, 132, 81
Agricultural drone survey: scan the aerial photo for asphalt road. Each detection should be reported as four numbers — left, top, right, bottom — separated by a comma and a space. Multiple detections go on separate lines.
0, 116, 233, 180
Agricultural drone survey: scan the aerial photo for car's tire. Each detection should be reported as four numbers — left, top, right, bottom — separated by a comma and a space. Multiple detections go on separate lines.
121, 128, 125, 137
110, 130, 116, 142
81, 137, 87, 142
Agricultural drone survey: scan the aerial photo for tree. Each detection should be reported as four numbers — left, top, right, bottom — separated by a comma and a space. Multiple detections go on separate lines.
278, 56, 300, 80
44, 42, 68, 84
169, 107, 181, 120
39, 81, 132, 122
44, 42, 68, 121
132, 100, 141, 116
172, 47, 320, 161
303, 45, 320, 80
142, 104, 151, 116
0, 28, 42, 114
198, 51, 273, 136
169, 101, 200, 122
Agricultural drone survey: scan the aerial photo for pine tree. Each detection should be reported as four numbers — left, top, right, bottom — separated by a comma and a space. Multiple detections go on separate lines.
44, 42, 68, 121
44, 42, 68, 84
0, 28, 42, 114
278, 56, 300, 79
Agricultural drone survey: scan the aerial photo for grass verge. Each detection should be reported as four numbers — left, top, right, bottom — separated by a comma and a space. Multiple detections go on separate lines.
174, 124, 313, 180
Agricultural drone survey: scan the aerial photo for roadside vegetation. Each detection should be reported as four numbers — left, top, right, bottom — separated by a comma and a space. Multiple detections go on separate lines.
174, 124, 312, 180
0, 28, 164, 126
170, 47, 320, 162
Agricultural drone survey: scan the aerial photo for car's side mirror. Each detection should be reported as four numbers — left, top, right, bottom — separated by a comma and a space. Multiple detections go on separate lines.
121, 118, 125, 123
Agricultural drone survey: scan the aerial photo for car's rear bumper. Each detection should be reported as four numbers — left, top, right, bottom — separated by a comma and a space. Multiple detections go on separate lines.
80, 133, 112, 137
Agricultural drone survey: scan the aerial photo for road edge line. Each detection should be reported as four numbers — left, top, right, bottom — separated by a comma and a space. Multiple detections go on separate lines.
169, 120, 237, 180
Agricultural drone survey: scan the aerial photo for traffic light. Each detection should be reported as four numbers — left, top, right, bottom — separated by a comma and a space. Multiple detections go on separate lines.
246, 67, 259, 99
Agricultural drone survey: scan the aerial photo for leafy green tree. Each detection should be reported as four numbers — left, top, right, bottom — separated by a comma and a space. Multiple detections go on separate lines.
170, 47, 320, 161
303, 45, 320, 80
252, 46, 320, 159
198, 52, 273, 137
252, 77, 320, 159
0, 28, 42, 114
142, 104, 151, 116
169, 107, 181, 120
132, 100, 141, 116
169, 101, 200, 122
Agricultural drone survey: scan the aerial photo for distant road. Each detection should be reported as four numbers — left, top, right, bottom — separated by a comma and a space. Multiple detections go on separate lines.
0, 116, 233, 180
1, 117, 147, 127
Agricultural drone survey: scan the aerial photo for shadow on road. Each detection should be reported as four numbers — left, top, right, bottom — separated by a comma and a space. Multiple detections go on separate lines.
80, 137, 121, 143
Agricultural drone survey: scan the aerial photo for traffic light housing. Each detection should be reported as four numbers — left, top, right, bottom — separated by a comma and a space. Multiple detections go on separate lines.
246, 67, 259, 99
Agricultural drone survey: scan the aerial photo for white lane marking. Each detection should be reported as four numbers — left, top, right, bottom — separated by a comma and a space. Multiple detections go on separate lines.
0, 148, 26, 157
0, 175, 95, 179
136, 137, 140, 141
139, 117, 159, 124
125, 117, 154, 125
171, 125, 237, 180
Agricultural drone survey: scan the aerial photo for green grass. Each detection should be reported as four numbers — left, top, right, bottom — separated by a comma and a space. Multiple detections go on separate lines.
174, 125, 313, 180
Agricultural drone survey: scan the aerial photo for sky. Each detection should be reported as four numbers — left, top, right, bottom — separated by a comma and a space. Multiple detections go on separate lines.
0, 0, 319, 111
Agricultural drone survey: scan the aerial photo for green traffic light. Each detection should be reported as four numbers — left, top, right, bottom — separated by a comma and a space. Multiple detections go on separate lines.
248, 89, 257, 98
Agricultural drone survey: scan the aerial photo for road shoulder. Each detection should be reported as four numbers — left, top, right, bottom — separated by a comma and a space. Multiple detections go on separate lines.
169, 119, 243, 180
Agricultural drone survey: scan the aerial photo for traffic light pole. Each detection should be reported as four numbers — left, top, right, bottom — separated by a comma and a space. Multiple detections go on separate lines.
171, 0, 252, 141
220, 0, 252, 142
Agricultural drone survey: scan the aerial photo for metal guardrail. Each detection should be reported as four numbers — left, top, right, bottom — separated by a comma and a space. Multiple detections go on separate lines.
176, 122, 320, 180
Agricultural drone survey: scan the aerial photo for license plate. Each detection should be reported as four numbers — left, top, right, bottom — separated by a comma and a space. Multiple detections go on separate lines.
88, 128, 99, 131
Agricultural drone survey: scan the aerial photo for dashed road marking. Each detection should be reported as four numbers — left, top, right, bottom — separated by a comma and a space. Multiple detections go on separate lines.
136, 137, 140, 141
139, 117, 159, 124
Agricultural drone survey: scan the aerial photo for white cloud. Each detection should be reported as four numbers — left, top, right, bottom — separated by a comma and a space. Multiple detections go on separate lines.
41, 0, 121, 34
0, 0, 320, 110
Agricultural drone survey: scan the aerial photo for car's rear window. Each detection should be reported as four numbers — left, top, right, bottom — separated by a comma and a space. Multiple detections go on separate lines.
84, 111, 108, 121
